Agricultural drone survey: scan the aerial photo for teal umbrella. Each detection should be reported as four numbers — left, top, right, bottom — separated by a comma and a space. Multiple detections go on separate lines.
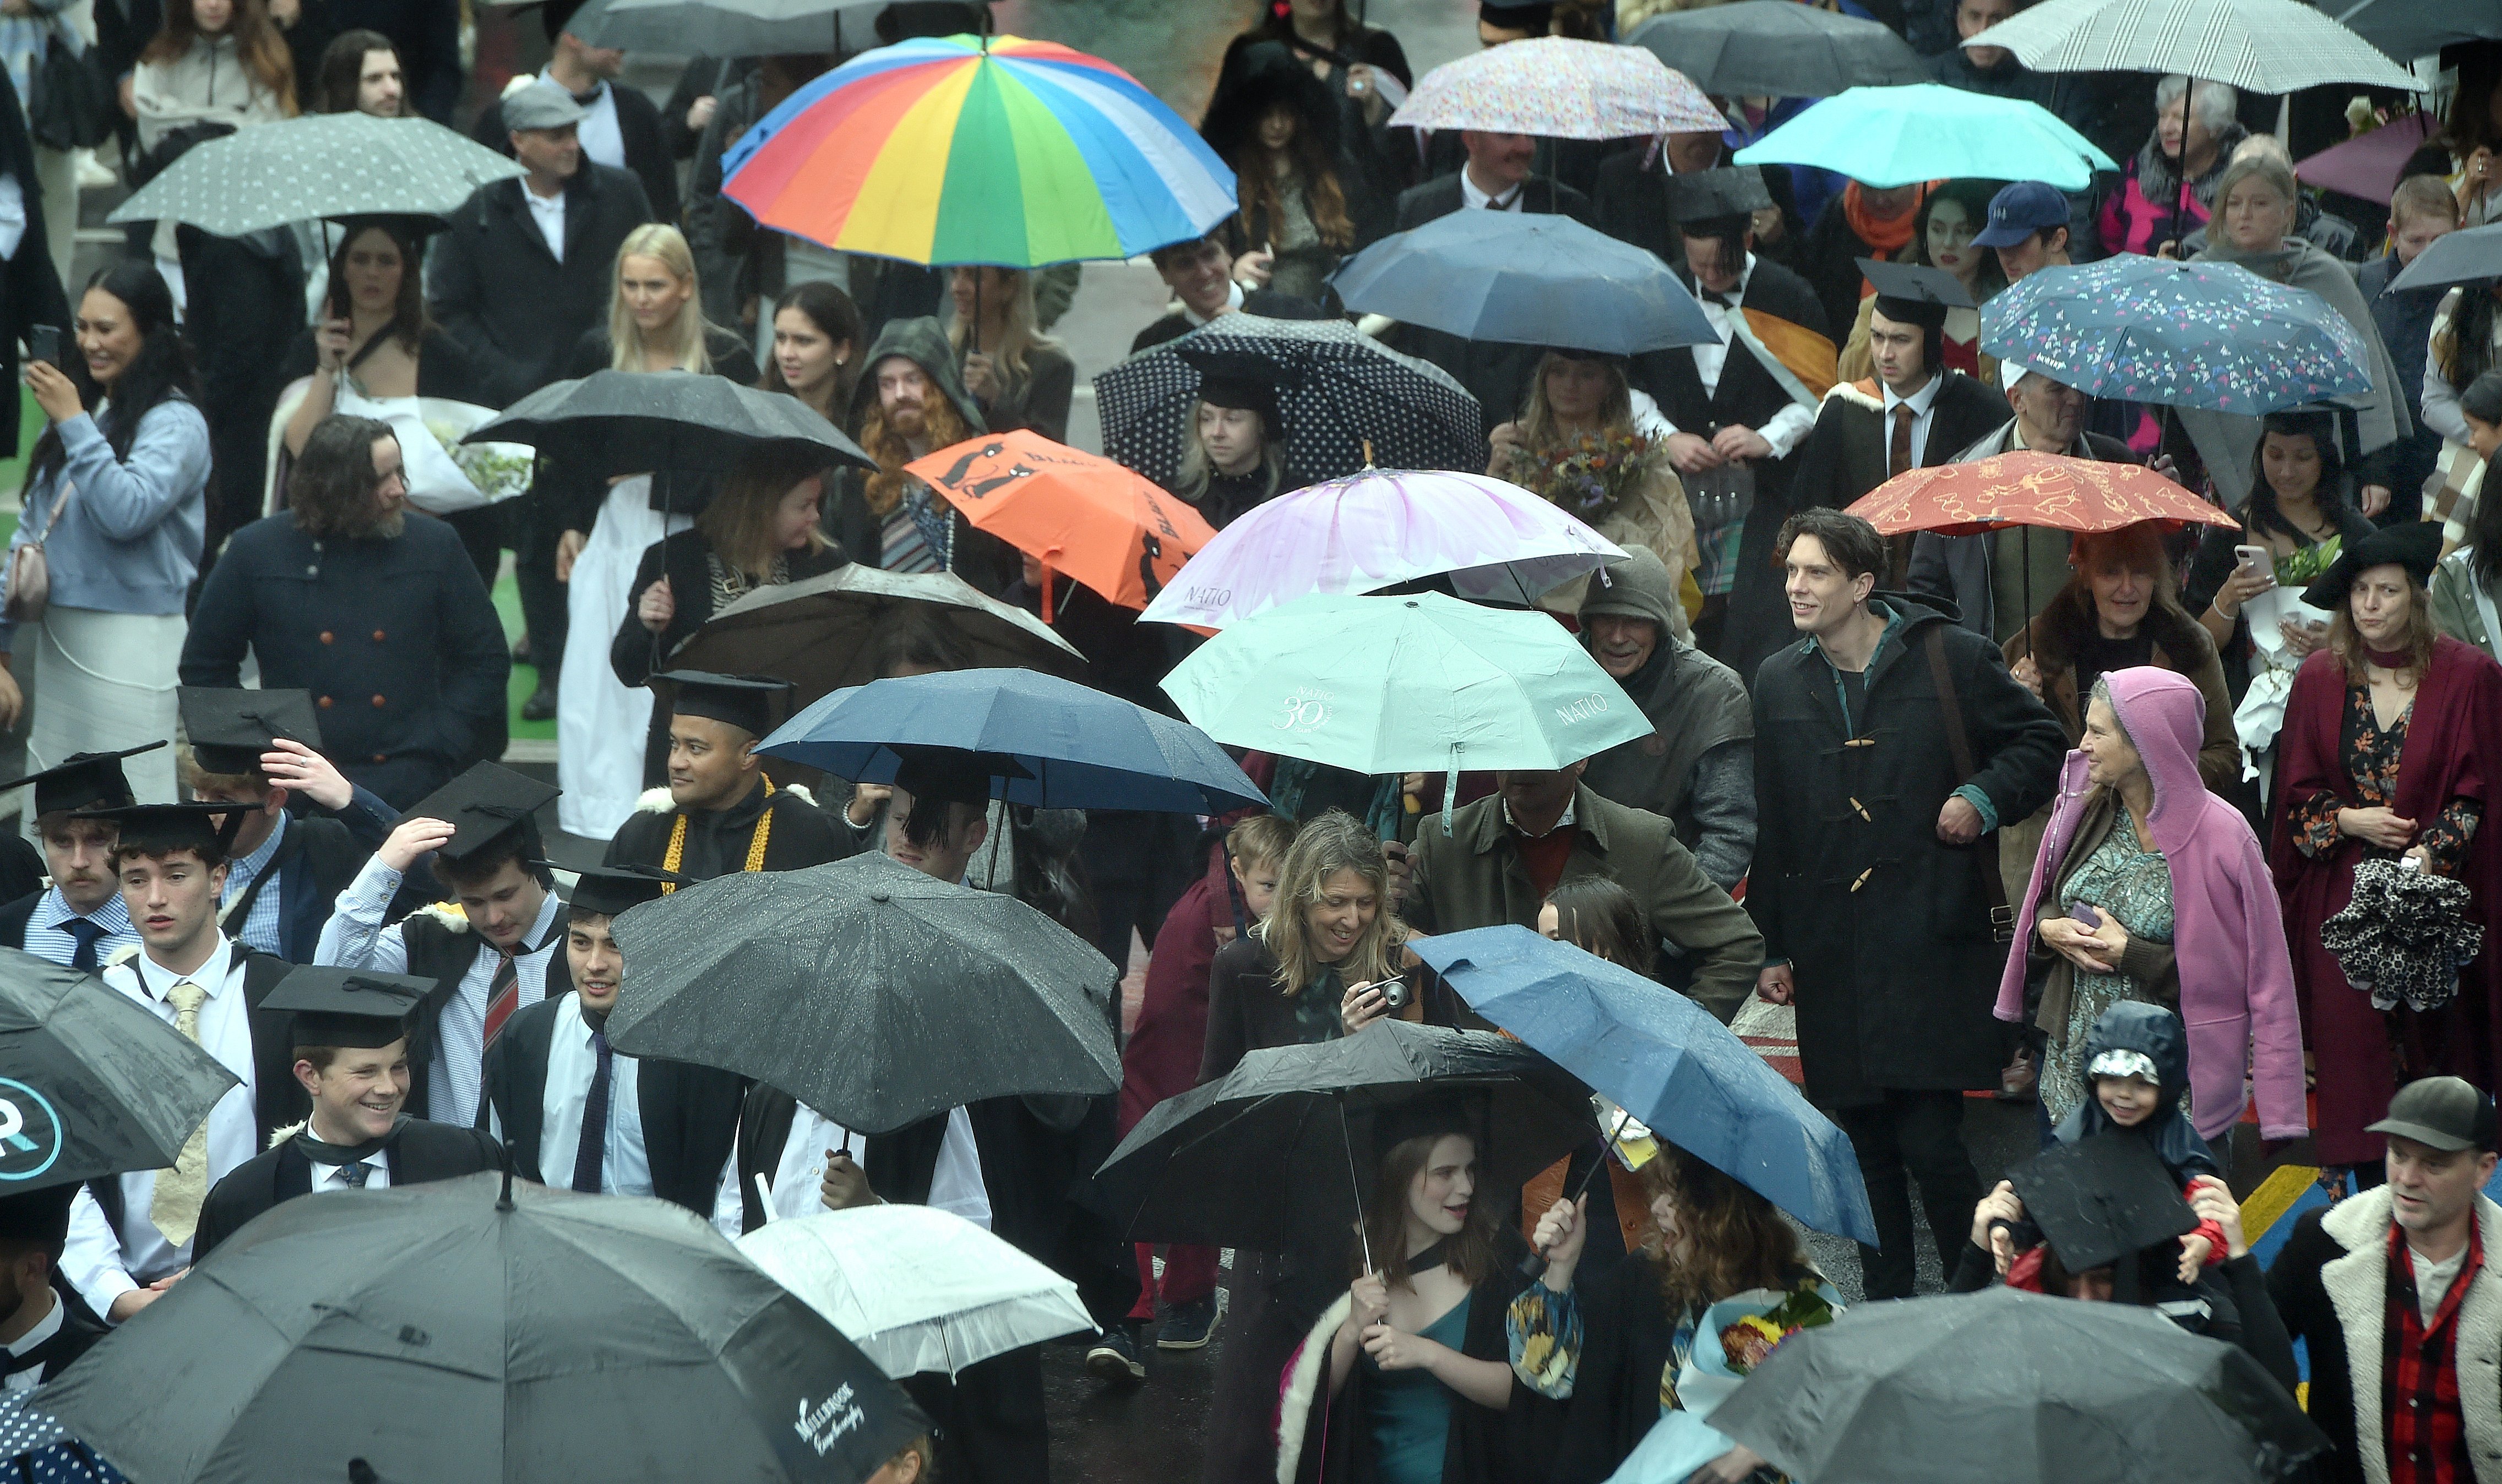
1731, 83, 2116, 189
1158, 592, 1649, 825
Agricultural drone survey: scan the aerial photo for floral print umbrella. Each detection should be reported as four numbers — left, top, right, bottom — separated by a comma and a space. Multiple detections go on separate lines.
1387, 37, 1725, 140
1978, 255, 2374, 414
1845, 452, 2240, 536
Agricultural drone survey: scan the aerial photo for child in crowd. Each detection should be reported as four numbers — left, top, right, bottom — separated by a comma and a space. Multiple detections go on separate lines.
2053, 1001, 2228, 1283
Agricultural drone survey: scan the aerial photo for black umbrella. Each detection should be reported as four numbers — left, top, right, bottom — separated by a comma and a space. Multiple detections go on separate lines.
607, 853, 1119, 1134
0, 947, 239, 1194
1627, 1, 1931, 98
34, 1172, 928, 1484
463, 369, 875, 483
2386, 223, 2502, 296
1092, 1020, 1591, 1257
1707, 1286, 2328, 1484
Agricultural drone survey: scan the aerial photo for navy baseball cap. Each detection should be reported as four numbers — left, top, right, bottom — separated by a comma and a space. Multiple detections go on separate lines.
1973, 182, 2071, 249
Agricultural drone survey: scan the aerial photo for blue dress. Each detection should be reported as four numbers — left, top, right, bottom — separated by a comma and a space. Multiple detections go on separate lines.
1366, 1294, 1472, 1484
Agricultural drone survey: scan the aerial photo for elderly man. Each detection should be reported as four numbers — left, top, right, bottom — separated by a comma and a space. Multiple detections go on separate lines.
180, 416, 509, 809
1573, 550, 1756, 891
1908, 362, 2141, 642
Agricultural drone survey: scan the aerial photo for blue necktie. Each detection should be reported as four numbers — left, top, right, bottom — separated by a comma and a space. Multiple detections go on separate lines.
334, 1160, 371, 1188
572, 1028, 613, 1194
63, 919, 105, 972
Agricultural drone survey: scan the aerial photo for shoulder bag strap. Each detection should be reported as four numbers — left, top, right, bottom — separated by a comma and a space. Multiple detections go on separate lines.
1925, 627, 2013, 942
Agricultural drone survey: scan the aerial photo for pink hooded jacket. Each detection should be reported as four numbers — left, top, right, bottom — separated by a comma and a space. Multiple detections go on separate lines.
1995, 667, 2308, 1141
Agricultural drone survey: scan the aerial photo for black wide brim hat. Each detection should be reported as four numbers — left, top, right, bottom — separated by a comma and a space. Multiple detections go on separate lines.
1200, 39, 1345, 167
2299, 519, 2443, 612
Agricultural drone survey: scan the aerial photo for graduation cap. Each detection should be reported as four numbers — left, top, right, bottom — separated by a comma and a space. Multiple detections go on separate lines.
2007, 1133, 2197, 1276
179, 688, 323, 778
0, 741, 165, 820
1478, 0, 1554, 32
0, 1182, 78, 1254
567, 863, 687, 917
1664, 168, 1771, 234
405, 762, 559, 871
71, 801, 248, 861
263, 967, 434, 1050
1176, 345, 1295, 430
1857, 257, 1972, 329
890, 746, 1024, 808
653, 671, 796, 740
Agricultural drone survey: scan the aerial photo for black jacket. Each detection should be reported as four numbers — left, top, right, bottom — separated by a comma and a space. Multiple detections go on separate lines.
1748, 593, 2065, 1105
1789, 372, 2013, 585
222, 789, 400, 964
180, 511, 512, 809
425, 165, 655, 398
473, 79, 678, 230
0, 65, 67, 462
477, 993, 745, 1214
1386, 173, 1592, 438
603, 778, 853, 880
0, 1285, 105, 1387
191, 1119, 505, 1261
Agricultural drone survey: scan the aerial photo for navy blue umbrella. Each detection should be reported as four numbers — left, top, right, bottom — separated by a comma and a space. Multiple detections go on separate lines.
0, 1393, 126, 1483
1409, 925, 1878, 1245
1329, 211, 1717, 357
757, 667, 1267, 814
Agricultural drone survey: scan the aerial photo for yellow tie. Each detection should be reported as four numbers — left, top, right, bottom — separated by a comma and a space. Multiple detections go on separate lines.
149, 980, 211, 1247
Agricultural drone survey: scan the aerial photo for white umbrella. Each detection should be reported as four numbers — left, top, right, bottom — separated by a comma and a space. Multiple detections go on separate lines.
1964, 0, 2422, 93
736, 1205, 1094, 1379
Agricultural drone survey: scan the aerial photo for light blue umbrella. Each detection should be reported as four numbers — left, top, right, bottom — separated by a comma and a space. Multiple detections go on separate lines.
1731, 83, 2117, 189
1328, 211, 1717, 356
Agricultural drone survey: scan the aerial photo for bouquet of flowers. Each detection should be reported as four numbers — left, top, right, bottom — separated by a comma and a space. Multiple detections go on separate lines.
1502, 429, 1663, 522
1670, 1285, 1842, 1420
1715, 1286, 1836, 1374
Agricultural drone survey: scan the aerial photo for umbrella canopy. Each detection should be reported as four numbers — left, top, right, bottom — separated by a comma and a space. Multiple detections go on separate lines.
464, 370, 872, 483
1705, 1287, 2329, 1484
0, 947, 239, 1194
34, 1174, 931, 1484
737, 1204, 1092, 1378
1729, 84, 2116, 190
665, 563, 1086, 713
1094, 1019, 1593, 1250
0, 1391, 128, 1482
106, 112, 525, 233
2320, 857, 2484, 1014
1963, 0, 2421, 92
2389, 222, 2502, 296
1626, 2, 1930, 98
722, 34, 1234, 266
1844, 452, 2239, 537
2294, 111, 2440, 205
1386, 36, 1723, 140
1095, 315, 1483, 490
608, 854, 1118, 1134
1160, 592, 1652, 781
1979, 255, 2375, 413
760, 668, 1266, 813
1138, 469, 1625, 629
575, 0, 878, 59
1328, 211, 1716, 357
2330, 0, 2502, 62
901, 431, 1217, 612
1409, 927, 1877, 1246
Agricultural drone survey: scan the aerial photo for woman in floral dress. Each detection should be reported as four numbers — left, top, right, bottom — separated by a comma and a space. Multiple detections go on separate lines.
1487, 351, 1698, 610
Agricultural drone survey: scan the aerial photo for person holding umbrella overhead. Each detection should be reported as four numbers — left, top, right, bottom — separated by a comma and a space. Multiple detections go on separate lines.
191, 968, 505, 1260
602, 672, 848, 883
834, 317, 1016, 592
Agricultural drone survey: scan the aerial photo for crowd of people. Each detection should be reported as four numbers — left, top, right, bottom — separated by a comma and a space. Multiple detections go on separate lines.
0, 0, 2489, 1480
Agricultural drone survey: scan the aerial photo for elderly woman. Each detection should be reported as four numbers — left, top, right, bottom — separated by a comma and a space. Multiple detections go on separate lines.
2272, 521, 2502, 1180
2098, 75, 2244, 259
1997, 668, 2304, 1143
2182, 155, 2411, 514
1488, 350, 1699, 606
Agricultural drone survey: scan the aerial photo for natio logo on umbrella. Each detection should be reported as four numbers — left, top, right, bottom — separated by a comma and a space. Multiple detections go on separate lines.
794, 1386, 866, 1457
1554, 692, 1612, 725
0, 1079, 63, 1182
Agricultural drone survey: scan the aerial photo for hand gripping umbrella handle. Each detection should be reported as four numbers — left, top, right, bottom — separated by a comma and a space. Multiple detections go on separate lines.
1521, 1112, 1633, 1281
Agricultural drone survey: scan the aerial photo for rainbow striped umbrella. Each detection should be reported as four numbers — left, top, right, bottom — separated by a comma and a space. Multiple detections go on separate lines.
721, 34, 1237, 268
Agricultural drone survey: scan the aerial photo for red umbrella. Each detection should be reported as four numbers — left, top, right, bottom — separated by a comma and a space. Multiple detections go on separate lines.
1845, 451, 2236, 536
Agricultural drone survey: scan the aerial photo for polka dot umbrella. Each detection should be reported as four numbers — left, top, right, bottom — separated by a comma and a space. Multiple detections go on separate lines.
104, 113, 525, 236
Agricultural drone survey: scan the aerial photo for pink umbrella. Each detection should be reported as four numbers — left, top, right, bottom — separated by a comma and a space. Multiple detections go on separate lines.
2295, 111, 2438, 205
1138, 469, 1627, 630
1387, 37, 1726, 140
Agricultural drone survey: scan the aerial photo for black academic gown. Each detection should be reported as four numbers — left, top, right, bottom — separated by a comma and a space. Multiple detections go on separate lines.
190, 1119, 505, 1261
0, 1284, 106, 1389
603, 778, 850, 881
1786, 372, 2011, 587
477, 994, 744, 1215
399, 907, 572, 1123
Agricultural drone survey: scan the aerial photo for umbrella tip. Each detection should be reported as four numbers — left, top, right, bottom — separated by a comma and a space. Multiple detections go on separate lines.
1362, 439, 1375, 470
498, 1145, 517, 1210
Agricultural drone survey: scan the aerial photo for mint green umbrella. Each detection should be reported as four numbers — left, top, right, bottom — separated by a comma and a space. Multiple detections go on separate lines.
1160, 593, 1650, 826
1730, 83, 2116, 189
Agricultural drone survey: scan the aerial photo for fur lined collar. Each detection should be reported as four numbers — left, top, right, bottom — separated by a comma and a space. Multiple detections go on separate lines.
2319, 1187, 2502, 1483
1821, 378, 1884, 412
268, 1121, 307, 1151
415, 901, 470, 933
104, 943, 143, 968
1275, 1292, 1352, 1484
632, 782, 816, 815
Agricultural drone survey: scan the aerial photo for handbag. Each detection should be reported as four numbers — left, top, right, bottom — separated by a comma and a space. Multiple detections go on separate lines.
5, 478, 80, 624
28, 41, 112, 153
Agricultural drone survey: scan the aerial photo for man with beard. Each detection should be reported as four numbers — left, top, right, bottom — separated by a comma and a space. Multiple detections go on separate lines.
830, 317, 1017, 593
0, 746, 154, 961
180, 414, 511, 809
603, 672, 848, 881
0, 1184, 104, 1386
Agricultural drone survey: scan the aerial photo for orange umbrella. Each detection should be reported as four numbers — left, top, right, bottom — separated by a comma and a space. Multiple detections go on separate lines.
1845, 451, 2237, 536
906, 430, 1217, 619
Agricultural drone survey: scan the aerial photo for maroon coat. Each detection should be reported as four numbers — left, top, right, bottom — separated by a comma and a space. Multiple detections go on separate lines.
2269, 637, 2502, 1165
1117, 844, 1233, 1138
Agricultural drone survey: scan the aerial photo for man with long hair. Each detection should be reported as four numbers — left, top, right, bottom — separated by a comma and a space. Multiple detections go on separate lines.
180, 414, 509, 807
832, 315, 1018, 593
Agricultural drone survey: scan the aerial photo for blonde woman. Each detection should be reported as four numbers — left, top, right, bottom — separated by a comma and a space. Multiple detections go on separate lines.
1488, 350, 1699, 608
554, 225, 758, 840
945, 265, 1075, 441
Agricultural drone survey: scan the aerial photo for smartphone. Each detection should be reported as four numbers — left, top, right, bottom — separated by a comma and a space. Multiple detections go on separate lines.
2069, 904, 2103, 930
27, 325, 59, 369
2234, 545, 2270, 576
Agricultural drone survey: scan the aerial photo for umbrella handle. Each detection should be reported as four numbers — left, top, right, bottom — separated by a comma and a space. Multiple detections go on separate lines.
1339, 1095, 1373, 1276
1521, 1113, 1633, 1281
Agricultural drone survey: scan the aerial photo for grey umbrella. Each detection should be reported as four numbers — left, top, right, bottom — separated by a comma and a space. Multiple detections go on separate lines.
106, 113, 525, 235
574, 0, 884, 59
0, 946, 238, 1194
1627, 1, 1930, 98
608, 853, 1119, 1134
34, 1173, 929, 1484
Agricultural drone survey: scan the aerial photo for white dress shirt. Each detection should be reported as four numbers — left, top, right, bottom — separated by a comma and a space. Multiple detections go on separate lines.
1457, 167, 1523, 212
2, 1292, 63, 1390
765, 1104, 991, 1229
1661, 252, 1818, 460
63, 936, 260, 1313
219, 809, 287, 958
307, 1146, 392, 1192
524, 181, 567, 262
529, 996, 651, 1198
316, 855, 565, 1127
0, 176, 26, 263
547, 69, 624, 172
1881, 372, 1945, 472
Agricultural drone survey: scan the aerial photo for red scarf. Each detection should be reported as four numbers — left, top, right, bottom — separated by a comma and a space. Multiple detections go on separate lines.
1842, 181, 1936, 301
